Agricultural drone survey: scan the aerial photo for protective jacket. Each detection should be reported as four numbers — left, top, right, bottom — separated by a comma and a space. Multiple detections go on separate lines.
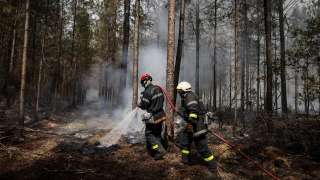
181, 92, 206, 121
139, 84, 165, 120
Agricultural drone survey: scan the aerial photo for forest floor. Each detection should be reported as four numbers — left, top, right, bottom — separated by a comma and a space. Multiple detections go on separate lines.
0, 109, 320, 180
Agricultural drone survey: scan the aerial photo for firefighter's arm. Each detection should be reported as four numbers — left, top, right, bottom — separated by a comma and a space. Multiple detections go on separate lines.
138, 92, 150, 110
149, 87, 164, 112
185, 96, 199, 121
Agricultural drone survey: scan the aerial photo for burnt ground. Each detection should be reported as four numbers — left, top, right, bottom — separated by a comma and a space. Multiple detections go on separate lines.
0, 111, 320, 180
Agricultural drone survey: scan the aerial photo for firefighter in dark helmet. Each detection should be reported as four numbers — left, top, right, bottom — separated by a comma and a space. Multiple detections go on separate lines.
138, 73, 168, 160
176, 81, 217, 171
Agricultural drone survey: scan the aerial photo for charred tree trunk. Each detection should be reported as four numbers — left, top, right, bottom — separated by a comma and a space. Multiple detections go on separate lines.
295, 69, 298, 114
212, 0, 217, 111
166, 0, 175, 138
229, 63, 232, 109
256, 27, 261, 112
36, 0, 48, 115
274, 33, 278, 114
53, 0, 64, 111
19, 0, 30, 136
278, 0, 288, 115
195, 0, 200, 95
71, 0, 78, 107
318, 60, 320, 115
244, 0, 249, 111
121, 0, 130, 88
304, 59, 310, 116
240, 0, 247, 115
173, 0, 186, 104
30, 12, 38, 89
132, 0, 140, 109
9, 9, 18, 74
219, 78, 222, 109
239, 0, 246, 131
233, 0, 240, 136
264, 0, 273, 113
36, 37, 44, 114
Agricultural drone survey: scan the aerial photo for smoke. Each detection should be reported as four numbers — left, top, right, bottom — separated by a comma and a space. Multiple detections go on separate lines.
70, 0, 320, 145
139, 45, 167, 86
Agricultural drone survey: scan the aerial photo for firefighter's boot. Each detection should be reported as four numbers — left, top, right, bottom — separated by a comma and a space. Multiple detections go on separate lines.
181, 149, 191, 164
152, 144, 166, 160
207, 160, 217, 172
203, 154, 217, 172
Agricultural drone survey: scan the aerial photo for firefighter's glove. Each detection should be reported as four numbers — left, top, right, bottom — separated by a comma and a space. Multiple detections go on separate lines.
142, 112, 154, 124
205, 112, 218, 124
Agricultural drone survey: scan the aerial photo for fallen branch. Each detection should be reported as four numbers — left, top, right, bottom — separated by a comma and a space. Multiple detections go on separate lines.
43, 168, 96, 174
24, 127, 62, 136
0, 136, 12, 141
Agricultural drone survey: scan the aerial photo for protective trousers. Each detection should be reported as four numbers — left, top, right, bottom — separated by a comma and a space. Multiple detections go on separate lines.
145, 122, 168, 157
180, 122, 214, 164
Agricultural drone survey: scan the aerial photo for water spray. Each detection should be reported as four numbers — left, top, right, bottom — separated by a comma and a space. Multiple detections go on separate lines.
99, 108, 141, 147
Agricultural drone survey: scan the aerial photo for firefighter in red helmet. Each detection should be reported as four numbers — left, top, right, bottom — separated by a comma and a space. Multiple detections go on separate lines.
138, 73, 168, 160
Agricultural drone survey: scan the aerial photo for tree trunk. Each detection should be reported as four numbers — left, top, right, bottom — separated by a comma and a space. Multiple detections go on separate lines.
256, 25, 261, 112
229, 63, 232, 109
19, 0, 30, 136
36, 37, 44, 114
9, 10, 18, 74
132, 0, 140, 109
233, 0, 240, 136
318, 60, 320, 115
195, 0, 200, 95
219, 78, 222, 109
30, 13, 38, 87
71, 0, 77, 107
245, 1, 250, 111
278, 0, 288, 115
249, 66, 253, 110
173, 0, 186, 104
264, 0, 273, 113
212, 0, 217, 111
239, 0, 246, 131
294, 69, 298, 114
53, 0, 64, 111
166, 0, 175, 139
274, 33, 278, 114
121, 0, 130, 88
304, 59, 309, 116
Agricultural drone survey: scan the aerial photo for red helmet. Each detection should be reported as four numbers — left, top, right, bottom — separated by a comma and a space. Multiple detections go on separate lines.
140, 73, 152, 86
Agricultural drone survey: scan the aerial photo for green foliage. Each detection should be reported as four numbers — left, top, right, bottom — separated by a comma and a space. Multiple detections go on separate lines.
94, 0, 119, 63
76, 5, 94, 69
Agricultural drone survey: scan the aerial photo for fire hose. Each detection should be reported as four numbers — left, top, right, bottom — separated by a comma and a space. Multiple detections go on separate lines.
156, 85, 280, 180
